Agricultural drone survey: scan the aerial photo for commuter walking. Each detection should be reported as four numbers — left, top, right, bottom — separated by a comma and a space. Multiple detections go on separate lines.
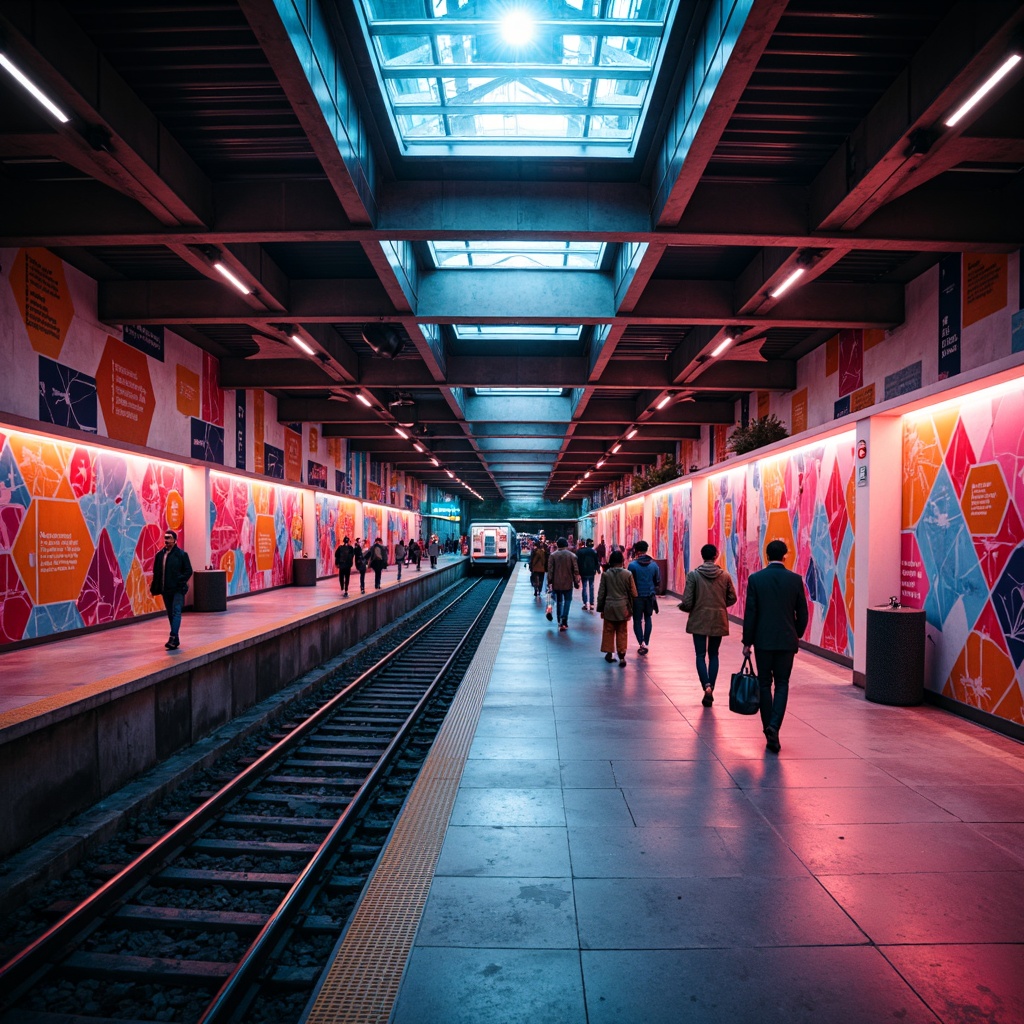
409, 537, 421, 571
334, 535, 355, 596
546, 537, 580, 631
369, 537, 388, 590
595, 535, 607, 570
427, 535, 440, 568
597, 550, 636, 666
575, 538, 601, 611
529, 538, 549, 597
353, 539, 367, 593
680, 543, 738, 706
742, 539, 809, 753
150, 529, 193, 650
393, 538, 406, 581
628, 540, 660, 656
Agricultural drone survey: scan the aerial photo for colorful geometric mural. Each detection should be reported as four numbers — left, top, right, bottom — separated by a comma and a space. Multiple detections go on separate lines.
314, 493, 359, 578
624, 499, 644, 550
594, 507, 618, 553
901, 384, 1024, 725
209, 472, 302, 596
0, 428, 183, 645
650, 484, 692, 594
709, 433, 856, 658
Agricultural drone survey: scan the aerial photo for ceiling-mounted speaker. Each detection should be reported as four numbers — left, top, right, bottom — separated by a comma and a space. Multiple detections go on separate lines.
361, 323, 404, 359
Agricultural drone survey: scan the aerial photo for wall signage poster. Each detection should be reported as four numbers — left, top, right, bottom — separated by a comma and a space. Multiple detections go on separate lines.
122, 324, 164, 361
938, 254, 961, 379
235, 390, 246, 470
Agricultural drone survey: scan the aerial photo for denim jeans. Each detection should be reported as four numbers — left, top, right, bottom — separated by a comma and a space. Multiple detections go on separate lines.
633, 594, 655, 645
163, 590, 184, 638
580, 575, 595, 606
553, 589, 573, 625
692, 633, 722, 688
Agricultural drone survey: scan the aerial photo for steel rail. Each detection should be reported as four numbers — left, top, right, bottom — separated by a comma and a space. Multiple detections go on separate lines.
0, 578, 484, 1003
196, 577, 503, 1023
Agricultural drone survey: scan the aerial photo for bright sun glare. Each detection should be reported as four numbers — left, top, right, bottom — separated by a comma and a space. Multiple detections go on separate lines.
500, 10, 535, 46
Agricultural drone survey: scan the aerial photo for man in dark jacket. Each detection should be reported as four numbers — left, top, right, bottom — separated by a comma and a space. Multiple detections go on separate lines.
369, 538, 388, 590
334, 536, 354, 596
628, 540, 660, 655
742, 539, 809, 753
575, 539, 601, 611
150, 529, 192, 650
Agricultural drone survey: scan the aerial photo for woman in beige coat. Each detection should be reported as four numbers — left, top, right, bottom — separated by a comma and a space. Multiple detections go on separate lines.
680, 543, 738, 705
597, 550, 638, 666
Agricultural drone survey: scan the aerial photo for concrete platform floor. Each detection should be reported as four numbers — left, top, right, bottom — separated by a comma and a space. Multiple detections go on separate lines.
391, 565, 1024, 1024
0, 557, 458, 725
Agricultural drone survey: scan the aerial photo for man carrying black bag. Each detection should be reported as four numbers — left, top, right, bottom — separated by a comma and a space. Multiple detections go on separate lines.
741, 539, 808, 754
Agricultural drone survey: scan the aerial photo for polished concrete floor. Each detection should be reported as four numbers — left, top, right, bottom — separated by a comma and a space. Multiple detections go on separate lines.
392, 565, 1024, 1024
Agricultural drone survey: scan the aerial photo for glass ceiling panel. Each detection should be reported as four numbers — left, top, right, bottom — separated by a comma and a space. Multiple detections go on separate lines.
453, 324, 583, 341
356, 0, 677, 157
475, 388, 564, 395
430, 240, 605, 269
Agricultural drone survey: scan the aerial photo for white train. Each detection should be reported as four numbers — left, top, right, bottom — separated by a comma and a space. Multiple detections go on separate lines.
468, 521, 519, 577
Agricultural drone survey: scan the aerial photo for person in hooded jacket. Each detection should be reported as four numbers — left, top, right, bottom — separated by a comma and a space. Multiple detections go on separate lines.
353, 539, 367, 593
368, 537, 388, 589
680, 543, 738, 706
597, 549, 637, 666
334, 535, 354, 596
627, 540, 660, 655
529, 538, 549, 597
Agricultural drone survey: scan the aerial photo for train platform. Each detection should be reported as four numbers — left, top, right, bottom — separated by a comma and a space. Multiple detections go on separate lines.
309, 563, 1024, 1024
0, 555, 463, 859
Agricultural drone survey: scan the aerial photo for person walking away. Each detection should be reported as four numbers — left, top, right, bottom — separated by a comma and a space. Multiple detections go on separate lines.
546, 537, 580, 631
575, 538, 601, 611
595, 535, 607, 570
427, 535, 440, 568
150, 529, 193, 650
353, 539, 367, 593
369, 538, 388, 589
529, 538, 549, 598
597, 550, 636, 666
334, 535, 354, 596
742, 539, 809, 753
409, 537, 421, 571
680, 543, 738, 706
628, 540, 660, 656
393, 538, 406, 581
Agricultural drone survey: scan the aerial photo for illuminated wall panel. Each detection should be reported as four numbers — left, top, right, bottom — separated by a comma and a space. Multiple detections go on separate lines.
314, 493, 360, 578
0, 427, 184, 644
901, 382, 1024, 725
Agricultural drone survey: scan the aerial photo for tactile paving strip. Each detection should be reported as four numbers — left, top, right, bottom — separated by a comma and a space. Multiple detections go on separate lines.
304, 571, 520, 1024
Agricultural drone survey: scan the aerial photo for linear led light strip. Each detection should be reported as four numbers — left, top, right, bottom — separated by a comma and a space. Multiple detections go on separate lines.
0, 52, 70, 122
945, 53, 1021, 126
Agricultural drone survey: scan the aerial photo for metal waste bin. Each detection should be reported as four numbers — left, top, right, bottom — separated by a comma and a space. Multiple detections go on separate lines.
192, 570, 227, 612
864, 606, 925, 705
292, 557, 318, 586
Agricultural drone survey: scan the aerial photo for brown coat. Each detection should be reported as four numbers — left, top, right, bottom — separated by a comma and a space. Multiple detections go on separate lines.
680, 564, 738, 636
597, 567, 637, 622
547, 547, 580, 591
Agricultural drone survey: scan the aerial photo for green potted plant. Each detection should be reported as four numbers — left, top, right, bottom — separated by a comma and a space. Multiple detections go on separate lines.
726, 414, 789, 456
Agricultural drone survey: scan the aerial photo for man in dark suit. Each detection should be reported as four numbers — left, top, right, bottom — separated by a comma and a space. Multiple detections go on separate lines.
741, 539, 809, 753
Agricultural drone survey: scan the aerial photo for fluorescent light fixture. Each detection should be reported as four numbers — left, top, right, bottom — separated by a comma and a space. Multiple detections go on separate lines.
446, 470, 454, 478
945, 53, 1022, 126
596, 459, 606, 468
356, 392, 372, 407
0, 53, 70, 123
414, 443, 424, 452
289, 333, 315, 356
711, 337, 733, 358
656, 395, 672, 410
431, 458, 440, 466
612, 443, 622, 453
395, 427, 408, 439
213, 262, 251, 295
584, 471, 591, 478
769, 267, 805, 299
626, 429, 638, 439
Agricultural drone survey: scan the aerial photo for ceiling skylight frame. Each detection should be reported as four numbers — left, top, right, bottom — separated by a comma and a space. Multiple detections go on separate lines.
452, 324, 584, 341
429, 240, 607, 270
353, 0, 679, 159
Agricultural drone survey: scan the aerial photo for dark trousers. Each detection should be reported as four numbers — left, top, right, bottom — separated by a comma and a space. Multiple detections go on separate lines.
632, 594, 655, 645
530, 571, 545, 594
358, 569, 366, 592
162, 590, 184, 638
338, 567, 351, 592
692, 634, 722, 689
553, 589, 573, 625
753, 648, 795, 731
373, 566, 383, 589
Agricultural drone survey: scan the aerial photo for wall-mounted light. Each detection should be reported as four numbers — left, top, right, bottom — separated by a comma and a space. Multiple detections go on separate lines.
945, 53, 1022, 126
0, 52, 70, 123
213, 261, 251, 295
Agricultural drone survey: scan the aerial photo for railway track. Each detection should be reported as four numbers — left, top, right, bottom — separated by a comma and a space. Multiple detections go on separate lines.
0, 576, 504, 1024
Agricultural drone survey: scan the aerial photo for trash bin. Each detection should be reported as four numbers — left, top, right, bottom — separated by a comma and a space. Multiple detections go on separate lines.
653, 558, 668, 596
292, 557, 318, 587
864, 606, 925, 705
192, 570, 227, 612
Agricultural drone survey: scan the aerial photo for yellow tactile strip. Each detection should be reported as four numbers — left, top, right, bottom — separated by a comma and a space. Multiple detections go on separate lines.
305, 572, 519, 1024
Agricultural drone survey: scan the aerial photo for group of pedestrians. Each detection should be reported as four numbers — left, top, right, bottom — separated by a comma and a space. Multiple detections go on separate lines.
332, 534, 445, 596
529, 532, 808, 754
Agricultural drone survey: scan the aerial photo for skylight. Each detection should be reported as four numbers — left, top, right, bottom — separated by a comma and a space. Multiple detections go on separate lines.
453, 324, 583, 341
355, 0, 677, 158
475, 388, 564, 396
430, 240, 606, 269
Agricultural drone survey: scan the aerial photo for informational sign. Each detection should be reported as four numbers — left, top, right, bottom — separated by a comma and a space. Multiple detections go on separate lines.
850, 383, 875, 412
122, 324, 165, 361
190, 418, 224, 464
264, 442, 284, 479
38, 356, 97, 433
308, 460, 327, 488
963, 253, 1007, 327
791, 388, 808, 434
9, 247, 73, 359
284, 428, 302, 482
97, 337, 154, 446
838, 329, 863, 397
235, 389, 246, 470
884, 361, 922, 401
431, 503, 460, 518
176, 365, 200, 417
938, 254, 961, 379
